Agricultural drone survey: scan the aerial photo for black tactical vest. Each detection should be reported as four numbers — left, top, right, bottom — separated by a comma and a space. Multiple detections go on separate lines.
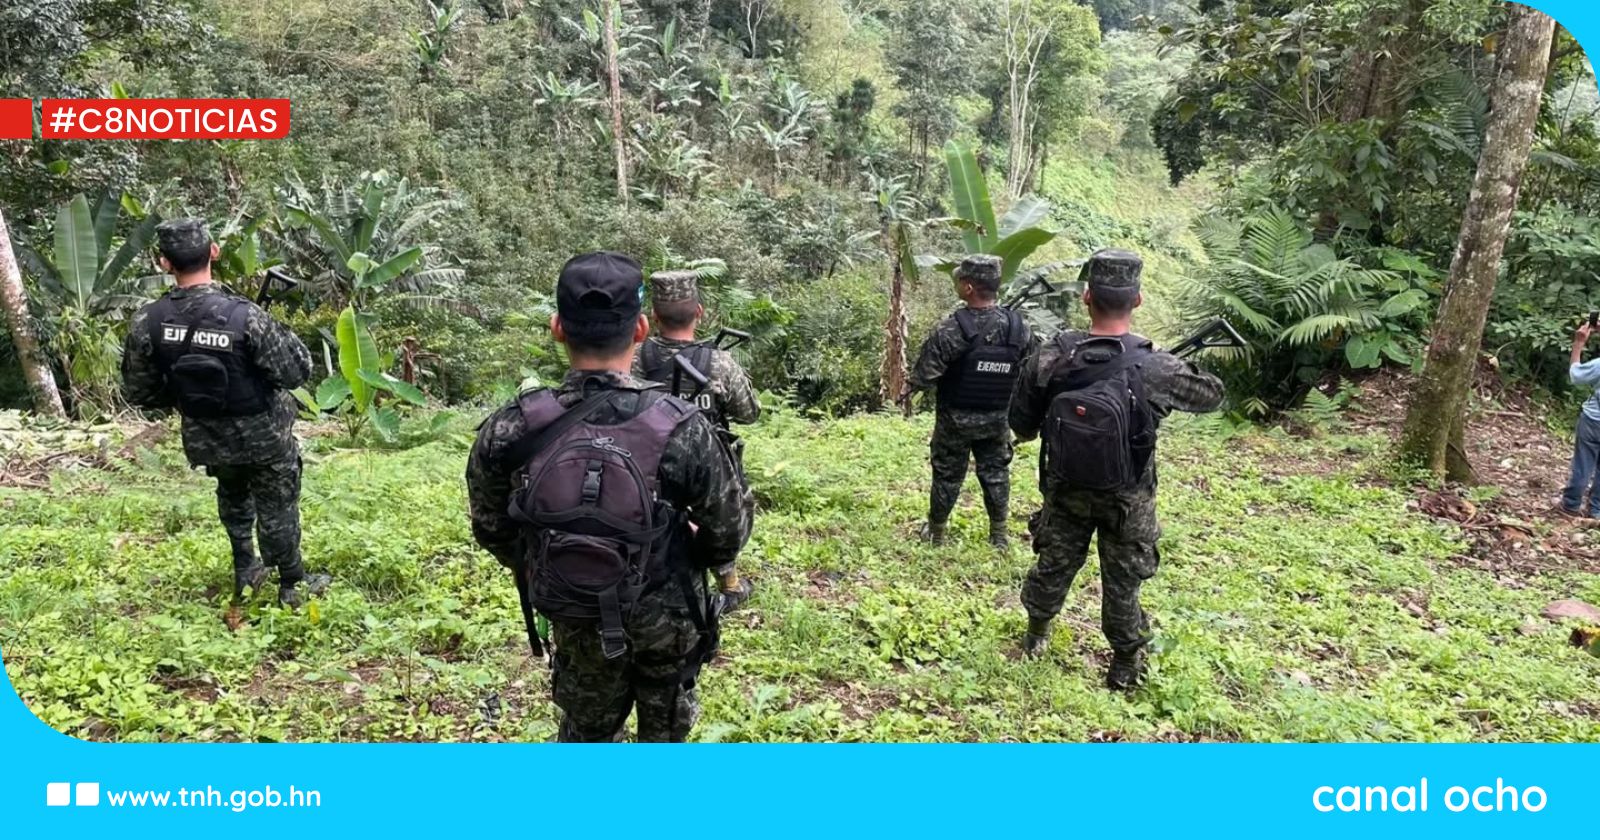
938, 307, 1026, 411
639, 339, 719, 420
146, 292, 271, 418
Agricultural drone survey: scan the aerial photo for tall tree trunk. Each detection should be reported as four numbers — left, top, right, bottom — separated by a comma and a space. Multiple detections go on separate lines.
881, 225, 910, 416
1398, 4, 1556, 481
0, 208, 65, 418
604, 0, 629, 206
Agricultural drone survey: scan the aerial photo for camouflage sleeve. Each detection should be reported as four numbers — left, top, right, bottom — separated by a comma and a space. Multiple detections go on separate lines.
120, 306, 170, 408
1143, 352, 1226, 417
908, 316, 965, 391
1008, 350, 1048, 442
660, 412, 751, 568
465, 405, 524, 568
247, 306, 312, 391
715, 350, 761, 425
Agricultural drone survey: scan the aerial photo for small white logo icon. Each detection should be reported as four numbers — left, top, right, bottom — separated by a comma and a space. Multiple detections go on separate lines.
76, 782, 100, 807
46, 782, 70, 807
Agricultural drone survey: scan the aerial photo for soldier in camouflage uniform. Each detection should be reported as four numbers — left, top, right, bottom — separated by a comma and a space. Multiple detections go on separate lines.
122, 219, 329, 607
909, 255, 1034, 548
467, 252, 753, 742
634, 270, 761, 427
1009, 249, 1224, 690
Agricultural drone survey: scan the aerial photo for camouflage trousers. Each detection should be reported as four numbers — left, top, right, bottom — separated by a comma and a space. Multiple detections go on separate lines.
549, 575, 711, 743
1021, 485, 1160, 654
206, 457, 305, 585
929, 423, 1013, 525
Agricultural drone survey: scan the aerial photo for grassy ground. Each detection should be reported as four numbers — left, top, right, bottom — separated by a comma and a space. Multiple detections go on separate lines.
3, 405, 1598, 742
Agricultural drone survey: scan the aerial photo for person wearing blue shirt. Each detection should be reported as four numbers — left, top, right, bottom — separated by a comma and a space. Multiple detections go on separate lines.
1562, 319, 1600, 517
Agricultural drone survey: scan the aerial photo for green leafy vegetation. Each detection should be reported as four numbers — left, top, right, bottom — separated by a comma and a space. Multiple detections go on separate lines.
3, 410, 1596, 742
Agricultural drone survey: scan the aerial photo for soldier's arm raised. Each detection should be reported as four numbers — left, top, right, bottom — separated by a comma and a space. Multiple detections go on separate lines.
120, 307, 170, 408
1145, 352, 1226, 416
660, 413, 751, 568
248, 307, 313, 391
465, 408, 524, 568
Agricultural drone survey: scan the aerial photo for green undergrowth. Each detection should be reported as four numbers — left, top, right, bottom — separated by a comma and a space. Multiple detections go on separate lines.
2, 408, 1597, 742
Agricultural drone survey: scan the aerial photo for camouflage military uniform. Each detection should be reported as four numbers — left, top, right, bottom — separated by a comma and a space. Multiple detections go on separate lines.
910, 304, 1034, 534
634, 336, 760, 426
122, 282, 313, 584
1009, 333, 1224, 656
466, 370, 751, 742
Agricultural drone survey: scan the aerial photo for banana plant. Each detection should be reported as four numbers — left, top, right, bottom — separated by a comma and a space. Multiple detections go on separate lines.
921, 141, 1060, 286
19, 192, 163, 316
279, 172, 464, 312
293, 305, 426, 443
15, 192, 164, 413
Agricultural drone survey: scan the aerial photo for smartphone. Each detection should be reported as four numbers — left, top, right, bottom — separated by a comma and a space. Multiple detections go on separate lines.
1589, 310, 1597, 329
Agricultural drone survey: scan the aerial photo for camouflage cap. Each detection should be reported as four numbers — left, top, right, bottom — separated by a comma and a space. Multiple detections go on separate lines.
953, 255, 1003, 291
155, 218, 211, 256
1080, 248, 1143, 292
650, 270, 701, 305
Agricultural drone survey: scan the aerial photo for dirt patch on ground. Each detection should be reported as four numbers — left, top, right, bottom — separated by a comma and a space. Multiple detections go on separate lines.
1343, 369, 1600, 580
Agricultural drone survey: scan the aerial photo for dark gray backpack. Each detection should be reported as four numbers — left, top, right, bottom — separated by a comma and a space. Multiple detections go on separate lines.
506, 387, 701, 660
1040, 333, 1156, 493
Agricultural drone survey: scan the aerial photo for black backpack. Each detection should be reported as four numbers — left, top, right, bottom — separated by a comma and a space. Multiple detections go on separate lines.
505, 385, 715, 662
147, 294, 270, 418
1039, 333, 1156, 493
939, 307, 1026, 411
639, 339, 719, 420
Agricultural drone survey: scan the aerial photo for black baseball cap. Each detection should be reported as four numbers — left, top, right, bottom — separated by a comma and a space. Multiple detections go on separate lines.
556, 251, 644, 326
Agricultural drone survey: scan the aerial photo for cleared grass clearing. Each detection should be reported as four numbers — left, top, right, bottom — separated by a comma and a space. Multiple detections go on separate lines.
2, 409, 1597, 742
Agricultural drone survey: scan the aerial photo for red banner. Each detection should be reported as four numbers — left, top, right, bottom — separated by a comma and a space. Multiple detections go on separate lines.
0, 99, 32, 140
38, 99, 290, 140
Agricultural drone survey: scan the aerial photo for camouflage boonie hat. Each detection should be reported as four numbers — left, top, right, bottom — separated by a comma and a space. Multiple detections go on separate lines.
155, 218, 211, 256
953, 255, 1003, 290
650, 270, 701, 305
1080, 248, 1142, 292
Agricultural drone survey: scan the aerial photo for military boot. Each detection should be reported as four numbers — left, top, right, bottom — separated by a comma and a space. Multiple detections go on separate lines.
279, 572, 333, 610
1106, 648, 1147, 692
988, 520, 1009, 550
233, 562, 269, 599
716, 573, 755, 615
920, 520, 947, 546
1021, 617, 1052, 658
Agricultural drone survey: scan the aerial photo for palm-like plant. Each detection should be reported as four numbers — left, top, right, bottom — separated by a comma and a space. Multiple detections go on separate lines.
16, 193, 164, 414
277, 172, 465, 312
1178, 207, 1417, 410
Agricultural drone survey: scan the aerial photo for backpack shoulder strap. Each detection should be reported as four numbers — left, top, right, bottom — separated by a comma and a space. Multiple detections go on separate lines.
503, 388, 618, 469
687, 343, 715, 378
1003, 308, 1025, 349
639, 340, 664, 380
1066, 342, 1153, 389
952, 308, 980, 342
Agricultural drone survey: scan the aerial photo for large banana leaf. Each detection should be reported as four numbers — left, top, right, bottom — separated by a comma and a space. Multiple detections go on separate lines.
990, 227, 1056, 283
358, 246, 423, 290
54, 195, 99, 311
944, 141, 997, 253
336, 306, 382, 412
354, 182, 386, 254
287, 207, 354, 267
997, 195, 1051, 239
91, 193, 120, 258
96, 214, 159, 296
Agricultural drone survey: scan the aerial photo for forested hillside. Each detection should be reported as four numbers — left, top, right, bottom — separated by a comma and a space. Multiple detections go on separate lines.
3, 0, 1600, 741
